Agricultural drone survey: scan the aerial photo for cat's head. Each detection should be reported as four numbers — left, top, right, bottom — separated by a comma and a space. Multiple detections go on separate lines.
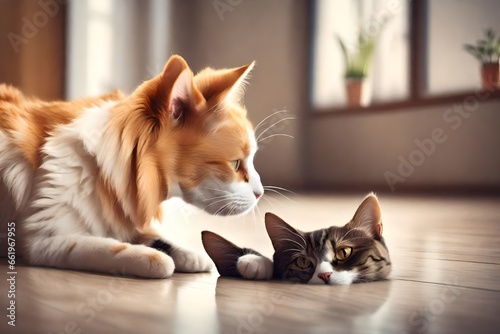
268, 193, 391, 284
131, 55, 263, 216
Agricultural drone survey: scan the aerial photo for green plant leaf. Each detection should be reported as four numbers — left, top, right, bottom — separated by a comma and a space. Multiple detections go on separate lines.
336, 36, 350, 70
463, 44, 476, 52
463, 28, 500, 63
463, 44, 483, 62
335, 15, 393, 78
495, 37, 500, 55
485, 28, 495, 41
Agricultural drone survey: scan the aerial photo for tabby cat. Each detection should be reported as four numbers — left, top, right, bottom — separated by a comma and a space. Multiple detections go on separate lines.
0, 55, 263, 278
202, 194, 391, 284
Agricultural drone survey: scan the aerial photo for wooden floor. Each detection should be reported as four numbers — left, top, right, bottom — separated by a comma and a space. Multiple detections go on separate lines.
1, 193, 500, 334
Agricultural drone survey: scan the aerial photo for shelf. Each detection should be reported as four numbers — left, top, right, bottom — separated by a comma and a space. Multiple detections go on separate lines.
312, 89, 500, 117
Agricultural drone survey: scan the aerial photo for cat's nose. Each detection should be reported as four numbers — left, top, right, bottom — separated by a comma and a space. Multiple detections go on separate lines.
254, 191, 262, 199
318, 272, 332, 284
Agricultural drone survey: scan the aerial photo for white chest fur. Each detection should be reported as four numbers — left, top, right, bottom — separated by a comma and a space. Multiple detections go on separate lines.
20, 101, 134, 241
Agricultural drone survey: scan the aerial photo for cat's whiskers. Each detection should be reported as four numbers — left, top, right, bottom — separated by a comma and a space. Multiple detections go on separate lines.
233, 197, 254, 216
343, 236, 372, 242
255, 116, 297, 143
261, 193, 298, 214
277, 237, 306, 251
199, 193, 233, 204
199, 186, 232, 195
263, 187, 297, 203
282, 248, 306, 254
253, 204, 263, 225
201, 194, 234, 203
212, 195, 249, 216
214, 202, 232, 216
201, 196, 234, 213
230, 204, 239, 216
258, 133, 294, 143
229, 199, 246, 215
264, 185, 297, 195
338, 227, 372, 243
259, 196, 279, 217
338, 228, 357, 242
253, 109, 289, 134
275, 225, 307, 249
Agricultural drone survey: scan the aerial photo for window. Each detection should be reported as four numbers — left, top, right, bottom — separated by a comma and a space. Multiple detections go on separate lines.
66, 0, 171, 99
311, 0, 500, 113
427, 0, 500, 95
312, 0, 409, 108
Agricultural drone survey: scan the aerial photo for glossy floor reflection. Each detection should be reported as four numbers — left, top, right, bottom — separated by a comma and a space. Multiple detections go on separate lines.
1, 194, 499, 334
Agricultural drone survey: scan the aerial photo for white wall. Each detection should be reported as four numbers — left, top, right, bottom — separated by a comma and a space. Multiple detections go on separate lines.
169, 0, 309, 189
308, 99, 500, 192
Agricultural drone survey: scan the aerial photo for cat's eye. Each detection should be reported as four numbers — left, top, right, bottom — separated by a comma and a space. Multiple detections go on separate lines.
295, 257, 312, 269
230, 160, 241, 171
336, 247, 352, 261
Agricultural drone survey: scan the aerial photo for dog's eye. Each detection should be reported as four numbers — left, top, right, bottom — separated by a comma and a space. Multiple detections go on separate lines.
230, 160, 241, 171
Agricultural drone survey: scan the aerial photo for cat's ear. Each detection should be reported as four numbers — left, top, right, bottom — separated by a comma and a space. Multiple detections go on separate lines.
159, 55, 205, 122
265, 212, 306, 253
350, 193, 383, 239
201, 231, 242, 277
196, 62, 255, 103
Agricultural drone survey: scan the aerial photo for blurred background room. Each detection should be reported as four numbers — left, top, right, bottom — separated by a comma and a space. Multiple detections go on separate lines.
1, 0, 499, 195
1, 1, 500, 333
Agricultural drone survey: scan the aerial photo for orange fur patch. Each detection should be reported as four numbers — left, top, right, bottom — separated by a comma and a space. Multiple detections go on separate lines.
67, 242, 77, 255
0, 84, 124, 168
147, 251, 165, 265
96, 172, 136, 233
111, 243, 128, 255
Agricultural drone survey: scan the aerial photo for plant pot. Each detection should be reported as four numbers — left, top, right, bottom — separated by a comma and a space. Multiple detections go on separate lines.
345, 78, 364, 107
481, 63, 499, 91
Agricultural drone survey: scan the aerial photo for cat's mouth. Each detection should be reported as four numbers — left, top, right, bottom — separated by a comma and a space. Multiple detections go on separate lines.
204, 199, 257, 216
180, 181, 261, 217
308, 261, 359, 285
308, 270, 358, 285
181, 189, 258, 216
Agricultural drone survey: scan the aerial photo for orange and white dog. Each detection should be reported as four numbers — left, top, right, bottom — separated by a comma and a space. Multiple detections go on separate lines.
0, 55, 263, 278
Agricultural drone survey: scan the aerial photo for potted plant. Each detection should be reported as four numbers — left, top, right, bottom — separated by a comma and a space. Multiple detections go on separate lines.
337, 20, 387, 107
464, 28, 500, 91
